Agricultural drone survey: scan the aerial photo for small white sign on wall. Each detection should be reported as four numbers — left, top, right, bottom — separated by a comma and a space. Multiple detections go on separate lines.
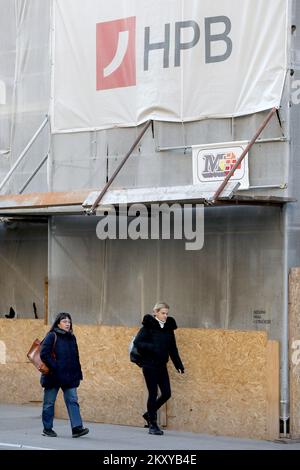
192, 141, 249, 190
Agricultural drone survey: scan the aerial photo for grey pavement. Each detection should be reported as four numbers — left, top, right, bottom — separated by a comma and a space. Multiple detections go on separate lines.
0, 403, 300, 450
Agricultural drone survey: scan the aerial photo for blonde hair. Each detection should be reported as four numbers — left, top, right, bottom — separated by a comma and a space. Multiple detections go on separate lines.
153, 301, 170, 312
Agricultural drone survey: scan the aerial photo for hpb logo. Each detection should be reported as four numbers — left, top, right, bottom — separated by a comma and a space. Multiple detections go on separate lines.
96, 15, 232, 90
96, 16, 136, 90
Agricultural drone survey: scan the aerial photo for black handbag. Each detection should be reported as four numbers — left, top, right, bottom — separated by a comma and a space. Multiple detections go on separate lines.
129, 336, 142, 367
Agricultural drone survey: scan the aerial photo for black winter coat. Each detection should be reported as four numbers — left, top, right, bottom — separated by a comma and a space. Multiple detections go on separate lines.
134, 314, 184, 370
40, 327, 83, 390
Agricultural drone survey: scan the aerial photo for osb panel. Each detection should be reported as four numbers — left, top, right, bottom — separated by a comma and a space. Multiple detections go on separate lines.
166, 329, 270, 439
0, 319, 46, 405
0, 319, 47, 363
56, 326, 145, 426
0, 320, 278, 439
289, 268, 300, 438
0, 364, 43, 404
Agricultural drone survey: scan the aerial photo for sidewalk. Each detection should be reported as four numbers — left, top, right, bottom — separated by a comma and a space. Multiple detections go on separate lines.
0, 403, 299, 451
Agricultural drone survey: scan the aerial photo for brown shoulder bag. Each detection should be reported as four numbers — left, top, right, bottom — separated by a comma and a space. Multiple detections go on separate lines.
27, 333, 57, 374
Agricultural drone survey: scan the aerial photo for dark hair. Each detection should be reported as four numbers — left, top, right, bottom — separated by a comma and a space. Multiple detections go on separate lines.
50, 312, 73, 332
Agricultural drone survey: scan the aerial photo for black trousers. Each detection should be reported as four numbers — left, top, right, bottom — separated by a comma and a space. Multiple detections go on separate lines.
142, 364, 171, 421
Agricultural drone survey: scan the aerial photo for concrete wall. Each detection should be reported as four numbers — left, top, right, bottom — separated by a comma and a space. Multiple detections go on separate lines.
0, 319, 279, 440
288, 0, 300, 269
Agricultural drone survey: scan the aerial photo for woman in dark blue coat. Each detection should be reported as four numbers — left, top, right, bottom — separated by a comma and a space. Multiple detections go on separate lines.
134, 302, 184, 436
40, 312, 89, 438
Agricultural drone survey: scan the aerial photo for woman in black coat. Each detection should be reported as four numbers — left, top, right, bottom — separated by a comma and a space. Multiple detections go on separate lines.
134, 302, 184, 435
40, 312, 89, 438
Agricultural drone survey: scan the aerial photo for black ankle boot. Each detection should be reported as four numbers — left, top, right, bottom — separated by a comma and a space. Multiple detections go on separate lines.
148, 421, 164, 435
143, 411, 157, 428
142, 412, 150, 428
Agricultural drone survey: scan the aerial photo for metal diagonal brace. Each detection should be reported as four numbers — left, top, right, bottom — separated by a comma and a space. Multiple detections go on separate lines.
0, 116, 49, 193
85, 120, 152, 215
210, 107, 278, 204
19, 153, 49, 194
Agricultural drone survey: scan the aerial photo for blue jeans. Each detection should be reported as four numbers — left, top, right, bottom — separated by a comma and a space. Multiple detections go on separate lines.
42, 387, 83, 430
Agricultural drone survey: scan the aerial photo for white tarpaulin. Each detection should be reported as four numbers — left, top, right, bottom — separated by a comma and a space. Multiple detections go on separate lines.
51, 0, 288, 133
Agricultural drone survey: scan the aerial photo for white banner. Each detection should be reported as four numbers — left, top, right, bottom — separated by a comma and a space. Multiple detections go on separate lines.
192, 142, 249, 190
51, 0, 288, 133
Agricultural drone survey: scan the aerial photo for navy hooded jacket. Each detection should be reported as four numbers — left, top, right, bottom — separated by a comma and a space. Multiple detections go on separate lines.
40, 327, 83, 389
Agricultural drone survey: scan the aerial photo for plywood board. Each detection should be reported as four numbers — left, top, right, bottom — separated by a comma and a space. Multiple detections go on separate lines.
289, 268, 300, 438
0, 319, 279, 439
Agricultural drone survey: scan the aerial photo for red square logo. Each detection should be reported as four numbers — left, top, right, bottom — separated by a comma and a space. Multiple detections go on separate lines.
96, 17, 136, 90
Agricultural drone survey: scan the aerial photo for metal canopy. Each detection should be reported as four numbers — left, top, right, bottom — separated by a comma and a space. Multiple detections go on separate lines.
0, 185, 294, 217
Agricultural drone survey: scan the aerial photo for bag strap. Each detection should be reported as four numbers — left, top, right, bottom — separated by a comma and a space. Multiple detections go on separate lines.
52, 332, 57, 352
42, 331, 57, 352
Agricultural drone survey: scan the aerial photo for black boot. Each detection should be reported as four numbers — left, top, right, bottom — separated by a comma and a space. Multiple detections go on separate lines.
142, 412, 150, 428
148, 421, 164, 435
143, 411, 157, 428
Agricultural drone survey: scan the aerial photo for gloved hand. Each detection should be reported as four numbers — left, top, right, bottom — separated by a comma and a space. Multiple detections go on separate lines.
177, 368, 184, 374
